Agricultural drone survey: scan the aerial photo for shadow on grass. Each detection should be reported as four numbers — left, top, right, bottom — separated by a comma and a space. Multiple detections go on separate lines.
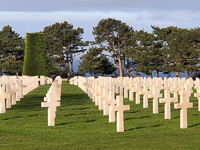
78, 113, 88, 115
64, 114, 75, 117
2, 115, 23, 120
125, 126, 145, 131
27, 114, 39, 117
189, 123, 200, 128
57, 122, 76, 126
151, 124, 162, 127
85, 119, 96, 123
125, 116, 151, 121
72, 107, 91, 110
172, 116, 179, 119
125, 124, 163, 131
128, 110, 140, 114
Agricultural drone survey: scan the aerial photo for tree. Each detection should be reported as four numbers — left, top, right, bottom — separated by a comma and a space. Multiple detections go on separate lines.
152, 26, 199, 77
22, 33, 49, 76
132, 30, 164, 78
0, 25, 25, 76
93, 18, 136, 77
43, 21, 87, 80
78, 47, 116, 76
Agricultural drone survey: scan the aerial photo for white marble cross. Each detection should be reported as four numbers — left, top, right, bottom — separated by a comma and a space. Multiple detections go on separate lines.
102, 86, 109, 115
174, 90, 193, 129
41, 93, 60, 126
135, 82, 142, 104
0, 87, 6, 113
170, 80, 180, 102
129, 85, 135, 101
10, 83, 17, 105
110, 95, 130, 132
159, 89, 176, 119
98, 85, 104, 110
149, 85, 162, 114
5, 84, 13, 108
194, 88, 200, 111
139, 84, 151, 108
107, 91, 116, 122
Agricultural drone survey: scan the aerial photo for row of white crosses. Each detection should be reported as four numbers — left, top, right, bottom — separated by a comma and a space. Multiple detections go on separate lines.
70, 76, 200, 131
41, 76, 62, 126
0, 75, 50, 114
40, 76, 53, 85
70, 76, 130, 132
0, 76, 51, 113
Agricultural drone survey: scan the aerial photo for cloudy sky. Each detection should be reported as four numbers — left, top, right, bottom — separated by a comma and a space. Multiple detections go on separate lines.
0, 0, 200, 41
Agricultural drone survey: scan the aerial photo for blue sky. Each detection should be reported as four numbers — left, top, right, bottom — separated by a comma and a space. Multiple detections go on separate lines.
0, 0, 200, 75
0, 0, 200, 41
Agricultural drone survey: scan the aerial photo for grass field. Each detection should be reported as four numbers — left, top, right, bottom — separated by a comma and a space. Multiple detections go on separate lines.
0, 82, 200, 150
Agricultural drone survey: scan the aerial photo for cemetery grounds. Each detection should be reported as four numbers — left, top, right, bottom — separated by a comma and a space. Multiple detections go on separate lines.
0, 82, 200, 150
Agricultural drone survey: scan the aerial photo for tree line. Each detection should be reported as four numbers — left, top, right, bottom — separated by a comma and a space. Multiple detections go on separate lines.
0, 18, 200, 78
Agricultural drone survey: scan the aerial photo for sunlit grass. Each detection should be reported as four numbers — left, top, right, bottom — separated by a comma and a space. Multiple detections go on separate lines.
0, 82, 199, 150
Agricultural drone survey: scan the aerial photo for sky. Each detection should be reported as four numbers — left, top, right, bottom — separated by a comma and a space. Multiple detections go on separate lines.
0, 0, 200, 41
0, 0, 200, 75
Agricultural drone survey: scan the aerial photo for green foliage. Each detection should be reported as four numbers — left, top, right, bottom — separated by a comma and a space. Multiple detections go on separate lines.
93, 18, 136, 77
23, 33, 49, 76
152, 26, 199, 76
78, 47, 116, 75
43, 21, 87, 78
132, 30, 164, 77
0, 25, 25, 75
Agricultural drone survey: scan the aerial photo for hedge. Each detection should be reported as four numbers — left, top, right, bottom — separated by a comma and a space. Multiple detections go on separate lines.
22, 33, 49, 76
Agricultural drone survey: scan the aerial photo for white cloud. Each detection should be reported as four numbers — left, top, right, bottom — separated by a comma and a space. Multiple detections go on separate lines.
0, 10, 200, 40
0, 11, 154, 22
0, 10, 199, 26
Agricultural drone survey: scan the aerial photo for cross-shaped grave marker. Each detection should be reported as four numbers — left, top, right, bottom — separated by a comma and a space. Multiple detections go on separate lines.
41, 92, 60, 126
174, 86, 193, 128
5, 84, 13, 108
110, 95, 130, 132
102, 85, 110, 115
135, 82, 143, 104
159, 89, 176, 119
0, 87, 6, 113
194, 87, 200, 111
139, 83, 151, 108
10, 83, 17, 105
149, 85, 162, 114
107, 91, 116, 122
98, 85, 104, 110
170, 79, 180, 103
128, 81, 135, 101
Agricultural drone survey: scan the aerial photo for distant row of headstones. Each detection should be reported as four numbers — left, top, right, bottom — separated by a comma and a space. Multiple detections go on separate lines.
41, 76, 62, 126
70, 76, 200, 132
0, 75, 62, 127
0, 75, 53, 114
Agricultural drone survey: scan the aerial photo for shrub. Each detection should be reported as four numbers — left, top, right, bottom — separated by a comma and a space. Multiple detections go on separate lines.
22, 33, 49, 76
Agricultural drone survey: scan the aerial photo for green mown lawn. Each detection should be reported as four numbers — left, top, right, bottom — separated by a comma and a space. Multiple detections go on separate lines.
0, 82, 200, 150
